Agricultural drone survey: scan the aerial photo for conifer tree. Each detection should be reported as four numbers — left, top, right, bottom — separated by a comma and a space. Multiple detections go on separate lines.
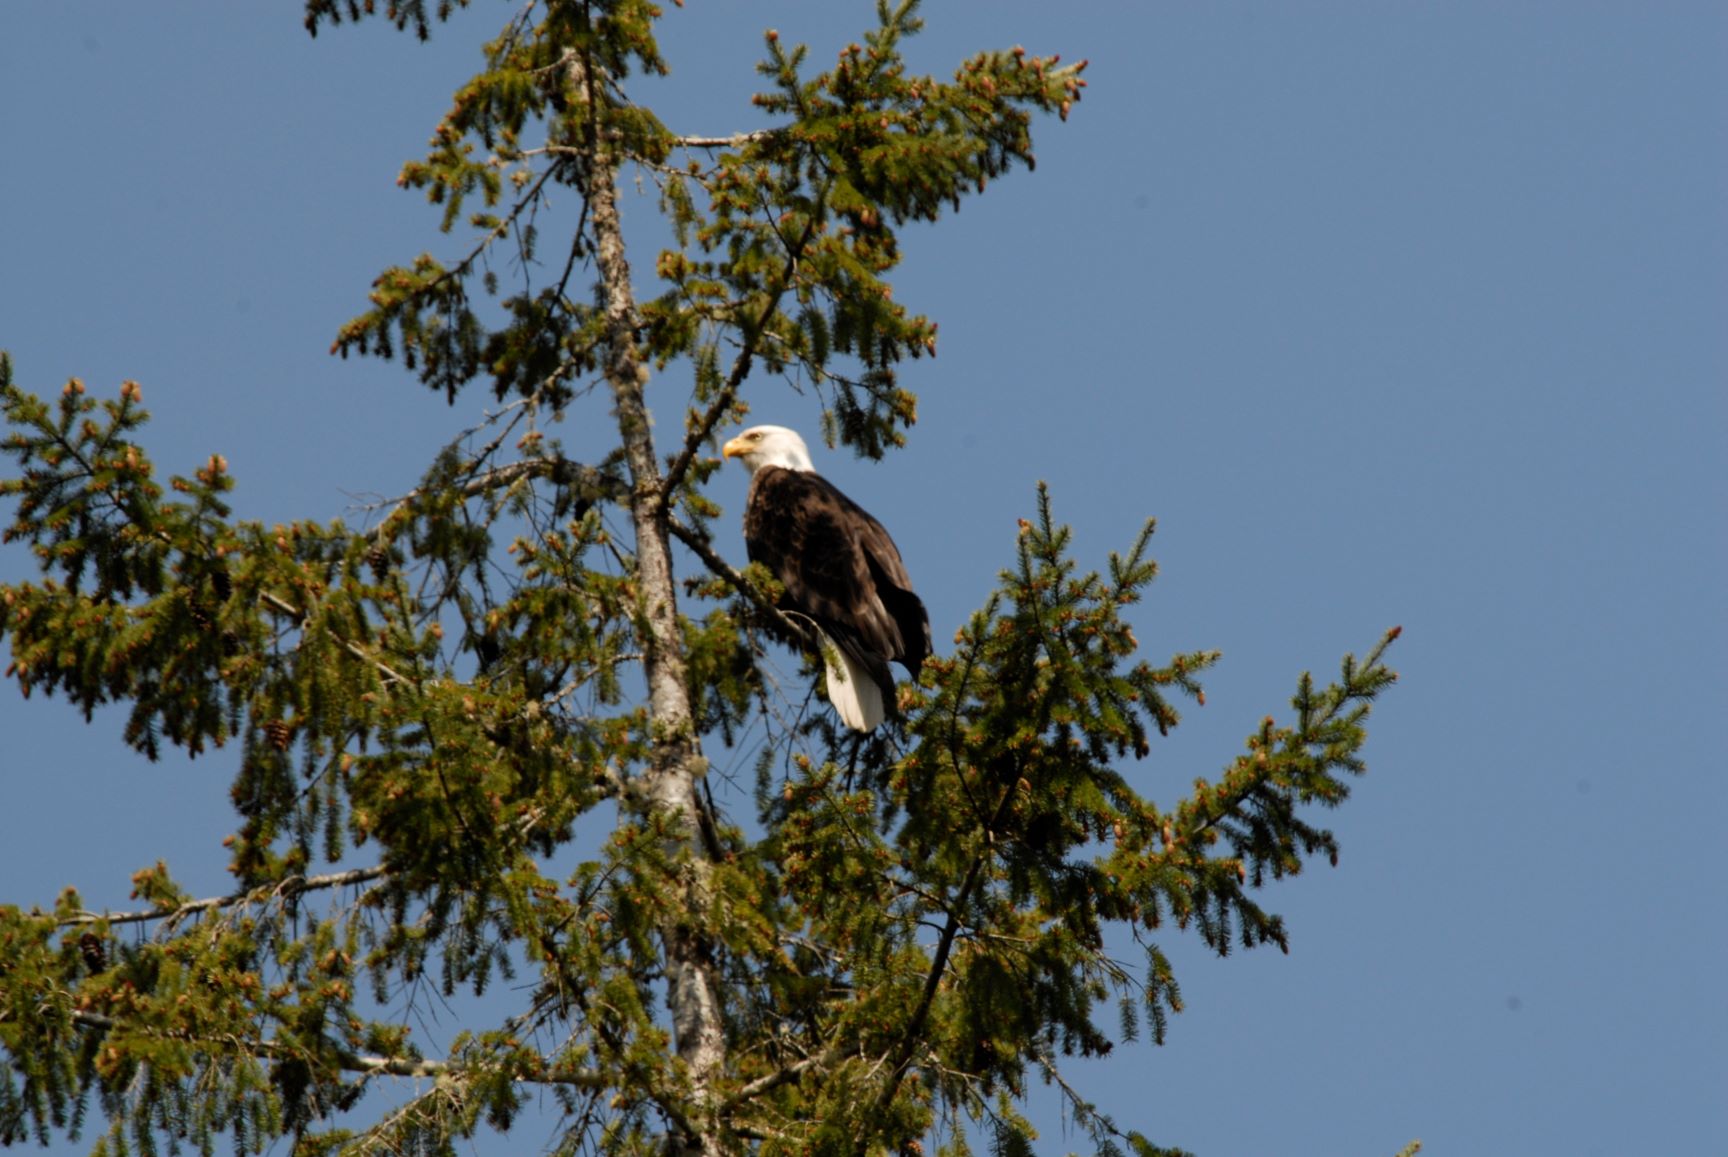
0, 4, 1403, 1155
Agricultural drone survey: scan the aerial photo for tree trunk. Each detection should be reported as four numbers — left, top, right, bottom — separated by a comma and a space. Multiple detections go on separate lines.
567, 49, 726, 1156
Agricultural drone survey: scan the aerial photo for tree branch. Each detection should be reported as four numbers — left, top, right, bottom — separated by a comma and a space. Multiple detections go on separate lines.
673, 130, 778, 150
59, 866, 390, 929
258, 590, 413, 687
720, 1045, 839, 1114
67, 1010, 608, 1088
367, 455, 627, 526
533, 129, 780, 160
659, 214, 819, 505
665, 514, 818, 651
855, 780, 1023, 1148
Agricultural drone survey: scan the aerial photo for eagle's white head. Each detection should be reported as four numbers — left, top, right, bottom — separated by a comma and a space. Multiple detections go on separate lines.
721, 425, 815, 475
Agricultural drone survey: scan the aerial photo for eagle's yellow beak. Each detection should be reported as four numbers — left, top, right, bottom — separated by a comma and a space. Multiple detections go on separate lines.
721, 435, 748, 460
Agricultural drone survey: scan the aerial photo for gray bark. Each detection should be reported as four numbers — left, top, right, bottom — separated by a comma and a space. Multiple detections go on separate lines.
567, 48, 727, 1157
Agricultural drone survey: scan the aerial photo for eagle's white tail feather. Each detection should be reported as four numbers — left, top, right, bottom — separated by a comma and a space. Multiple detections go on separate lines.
818, 632, 884, 732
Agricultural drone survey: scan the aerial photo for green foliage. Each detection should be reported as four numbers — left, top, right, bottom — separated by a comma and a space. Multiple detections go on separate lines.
304, 0, 478, 42
328, 0, 1084, 468
1, 4, 1400, 1156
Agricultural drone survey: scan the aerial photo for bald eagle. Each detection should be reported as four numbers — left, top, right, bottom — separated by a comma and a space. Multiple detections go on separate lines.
722, 425, 930, 731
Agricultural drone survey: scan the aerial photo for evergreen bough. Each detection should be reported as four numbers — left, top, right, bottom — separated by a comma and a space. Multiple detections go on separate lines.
0, 3, 1405, 1155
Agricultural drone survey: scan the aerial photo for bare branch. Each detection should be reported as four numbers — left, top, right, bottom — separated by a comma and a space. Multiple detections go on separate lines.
60, 866, 391, 929
531, 129, 780, 161
673, 130, 779, 150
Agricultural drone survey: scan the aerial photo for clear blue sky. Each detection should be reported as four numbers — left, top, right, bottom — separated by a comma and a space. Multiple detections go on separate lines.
2, 3, 1724, 1154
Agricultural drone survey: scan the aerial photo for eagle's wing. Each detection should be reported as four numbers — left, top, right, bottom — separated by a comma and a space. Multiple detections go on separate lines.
745, 468, 926, 675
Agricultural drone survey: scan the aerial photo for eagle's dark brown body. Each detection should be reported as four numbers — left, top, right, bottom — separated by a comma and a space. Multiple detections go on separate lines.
743, 465, 930, 709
